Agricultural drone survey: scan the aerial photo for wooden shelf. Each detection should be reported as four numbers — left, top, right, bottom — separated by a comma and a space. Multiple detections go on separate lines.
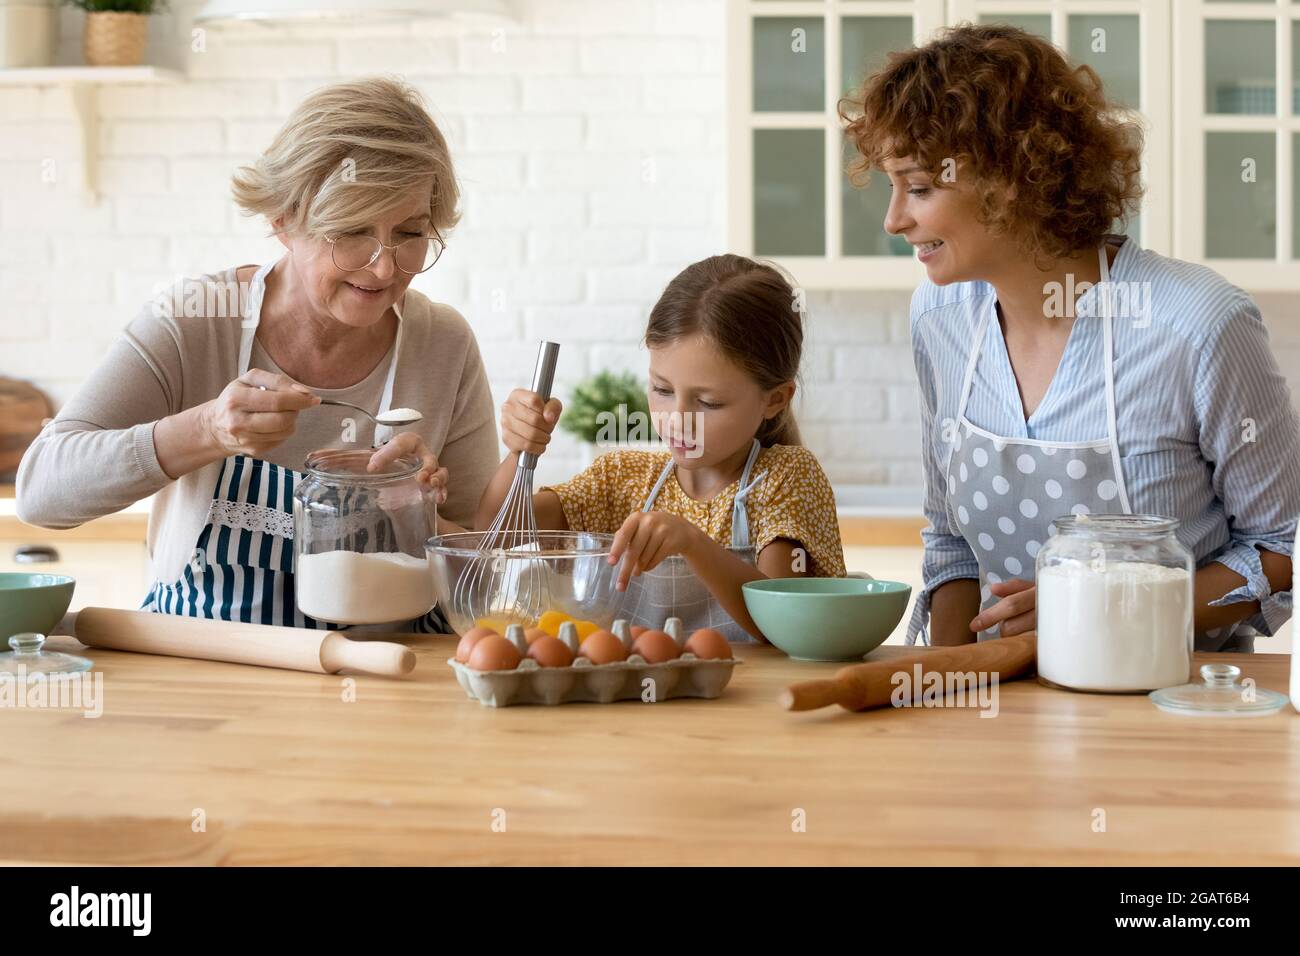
0, 66, 183, 86
0, 66, 184, 202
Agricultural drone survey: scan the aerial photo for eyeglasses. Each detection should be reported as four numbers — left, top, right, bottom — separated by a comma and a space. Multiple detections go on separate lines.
325, 225, 446, 275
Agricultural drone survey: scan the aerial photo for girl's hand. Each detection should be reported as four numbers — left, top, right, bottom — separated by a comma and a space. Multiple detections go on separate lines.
500, 388, 563, 457
608, 511, 707, 591
970, 578, 1036, 637
369, 432, 448, 505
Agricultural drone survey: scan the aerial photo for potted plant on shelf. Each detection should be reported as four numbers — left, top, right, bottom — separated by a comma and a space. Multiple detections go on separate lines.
65, 0, 163, 67
559, 371, 661, 465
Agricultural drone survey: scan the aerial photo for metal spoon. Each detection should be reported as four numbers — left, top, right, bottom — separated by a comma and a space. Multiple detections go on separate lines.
318, 398, 423, 428
254, 386, 422, 428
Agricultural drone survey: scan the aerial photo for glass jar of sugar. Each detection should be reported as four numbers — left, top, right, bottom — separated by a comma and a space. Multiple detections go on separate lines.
1035, 514, 1193, 693
293, 450, 437, 625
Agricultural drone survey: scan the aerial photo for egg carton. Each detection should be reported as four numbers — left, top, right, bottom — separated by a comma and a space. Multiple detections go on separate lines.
448, 618, 741, 707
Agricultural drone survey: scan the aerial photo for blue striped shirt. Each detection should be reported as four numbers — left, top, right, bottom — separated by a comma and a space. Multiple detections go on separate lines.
909, 237, 1300, 651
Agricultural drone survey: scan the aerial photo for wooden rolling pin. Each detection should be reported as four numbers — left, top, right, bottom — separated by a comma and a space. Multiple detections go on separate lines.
779, 634, 1036, 712
73, 607, 416, 678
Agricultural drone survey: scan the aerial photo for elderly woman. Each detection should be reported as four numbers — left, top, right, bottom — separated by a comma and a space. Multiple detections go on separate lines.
16, 77, 498, 631
844, 25, 1298, 651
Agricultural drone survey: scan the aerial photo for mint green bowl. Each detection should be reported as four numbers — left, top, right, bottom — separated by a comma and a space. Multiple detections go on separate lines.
742, 577, 911, 661
0, 573, 76, 638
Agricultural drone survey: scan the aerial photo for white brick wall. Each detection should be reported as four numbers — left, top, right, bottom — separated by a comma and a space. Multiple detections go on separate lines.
3, 0, 1297, 498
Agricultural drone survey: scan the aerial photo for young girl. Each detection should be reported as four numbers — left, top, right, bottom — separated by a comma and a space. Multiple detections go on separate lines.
475, 254, 846, 642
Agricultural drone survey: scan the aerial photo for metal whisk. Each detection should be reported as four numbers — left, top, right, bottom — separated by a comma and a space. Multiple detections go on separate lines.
454, 341, 561, 628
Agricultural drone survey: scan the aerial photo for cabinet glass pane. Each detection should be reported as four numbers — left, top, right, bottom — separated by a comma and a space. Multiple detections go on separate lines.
1204, 132, 1276, 259
1294, 20, 1300, 114
754, 129, 825, 256
842, 141, 911, 257
840, 15, 914, 258
1205, 21, 1276, 114
753, 17, 824, 112
1294, 134, 1300, 259
1067, 15, 1140, 109
978, 13, 1051, 40
841, 16, 913, 95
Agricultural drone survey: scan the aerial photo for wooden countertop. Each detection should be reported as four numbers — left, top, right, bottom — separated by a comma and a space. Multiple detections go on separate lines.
4, 635, 1297, 865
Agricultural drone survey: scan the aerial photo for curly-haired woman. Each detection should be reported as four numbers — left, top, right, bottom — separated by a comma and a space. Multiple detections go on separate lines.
843, 24, 1299, 650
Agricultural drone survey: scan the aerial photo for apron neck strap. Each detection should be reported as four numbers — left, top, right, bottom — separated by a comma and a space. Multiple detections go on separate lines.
642, 438, 765, 550
729, 438, 765, 549
238, 258, 279, 376
237, 258, 406, 443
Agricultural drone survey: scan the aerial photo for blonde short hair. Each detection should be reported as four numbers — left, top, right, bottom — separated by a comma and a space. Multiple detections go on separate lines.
231, 76, 459, 238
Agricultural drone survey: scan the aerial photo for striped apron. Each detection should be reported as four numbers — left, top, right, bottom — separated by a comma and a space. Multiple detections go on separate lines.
141, 256, 449, 633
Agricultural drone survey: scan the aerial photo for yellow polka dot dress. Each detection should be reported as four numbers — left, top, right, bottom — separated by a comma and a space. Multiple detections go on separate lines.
542, 444, 846, 577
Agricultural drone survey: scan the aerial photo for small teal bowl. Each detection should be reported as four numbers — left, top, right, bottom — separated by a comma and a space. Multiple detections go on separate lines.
0, 573, 76, 638
742, 577, 912, 661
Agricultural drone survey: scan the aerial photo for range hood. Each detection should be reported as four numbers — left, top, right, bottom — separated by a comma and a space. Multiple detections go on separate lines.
194, 0, 513, 24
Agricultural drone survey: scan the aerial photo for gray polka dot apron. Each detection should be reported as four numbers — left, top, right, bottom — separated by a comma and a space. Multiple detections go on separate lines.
619, 438, 766, 643
937, 246, 1132, 642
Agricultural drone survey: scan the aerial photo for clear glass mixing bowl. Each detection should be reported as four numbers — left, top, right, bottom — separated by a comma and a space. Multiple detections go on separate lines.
426, 531, 625, 636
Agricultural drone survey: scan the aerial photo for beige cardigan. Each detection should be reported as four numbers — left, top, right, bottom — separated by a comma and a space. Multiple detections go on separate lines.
16, 266, 500, 591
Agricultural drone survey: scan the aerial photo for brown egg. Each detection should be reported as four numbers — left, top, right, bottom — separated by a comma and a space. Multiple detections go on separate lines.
684, 627, 733, 660
467, 634, 522, 671
455, 625, 499, 663
524, 627, 550, 645
631, 629, 680, 664
630, 625, 648, 639
527, 635, 575, 668
579, 630, 627, 665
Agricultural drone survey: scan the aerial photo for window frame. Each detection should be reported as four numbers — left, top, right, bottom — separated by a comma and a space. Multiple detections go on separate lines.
727, 0, 946, 289
1174, 0, 1298, 290
727, 0, 1220, 288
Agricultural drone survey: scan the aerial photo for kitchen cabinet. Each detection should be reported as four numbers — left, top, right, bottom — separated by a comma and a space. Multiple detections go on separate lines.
729, 0, 1300, 291
952, 0, 1171, 255
727, 0, 945, 288
1176, 0, 1300, 288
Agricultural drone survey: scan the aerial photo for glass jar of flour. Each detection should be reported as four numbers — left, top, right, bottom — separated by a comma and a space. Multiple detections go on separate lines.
1035, 514, 1193, 693
293, 450, 437, 625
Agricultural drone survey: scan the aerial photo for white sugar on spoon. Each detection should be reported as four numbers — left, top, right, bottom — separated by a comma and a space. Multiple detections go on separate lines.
256, 385, 423, 429
377, 406, 422, 426
318, 399, 423, 428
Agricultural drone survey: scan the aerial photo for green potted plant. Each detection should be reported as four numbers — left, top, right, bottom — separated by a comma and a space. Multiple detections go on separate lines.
559, 371, 660, 461
65, 0, 164, 67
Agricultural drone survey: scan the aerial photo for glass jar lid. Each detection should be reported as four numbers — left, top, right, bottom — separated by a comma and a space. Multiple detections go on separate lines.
1051, 513, 1180, 539
1149, 663, 1289, 717
304, 449, 419, 482
0, 633, 93, 679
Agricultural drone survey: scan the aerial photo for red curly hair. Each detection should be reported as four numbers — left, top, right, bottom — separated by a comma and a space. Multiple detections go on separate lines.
842, 23, 1144, 261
